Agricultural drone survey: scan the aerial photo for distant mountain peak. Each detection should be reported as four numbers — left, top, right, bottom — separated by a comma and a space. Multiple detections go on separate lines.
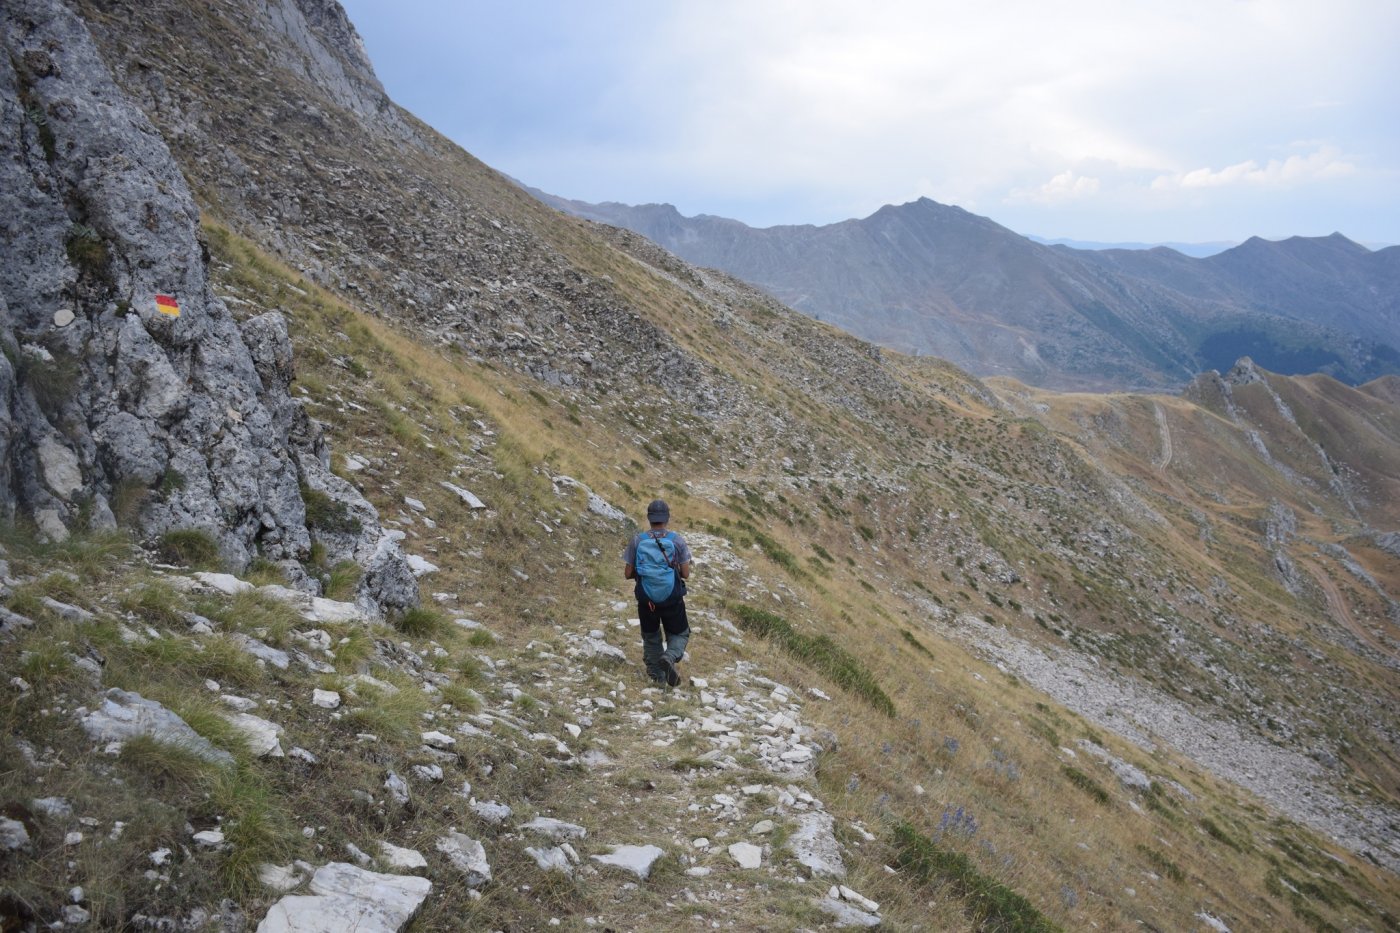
531, 190, 1398, 390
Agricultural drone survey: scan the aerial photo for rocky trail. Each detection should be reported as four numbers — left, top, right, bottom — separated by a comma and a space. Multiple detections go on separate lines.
8, 555, 884, 932
250, 594, 885, 931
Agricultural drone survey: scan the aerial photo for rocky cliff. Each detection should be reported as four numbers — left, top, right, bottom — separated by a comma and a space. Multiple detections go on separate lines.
0, 0, 414, 611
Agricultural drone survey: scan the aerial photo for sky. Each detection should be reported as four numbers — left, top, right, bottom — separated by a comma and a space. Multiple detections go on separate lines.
338, 1, 1400, 246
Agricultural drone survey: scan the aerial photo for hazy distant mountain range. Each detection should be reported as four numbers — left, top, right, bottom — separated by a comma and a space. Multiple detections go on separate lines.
532, 191, 1400, 391
1026, 235, 1237, 258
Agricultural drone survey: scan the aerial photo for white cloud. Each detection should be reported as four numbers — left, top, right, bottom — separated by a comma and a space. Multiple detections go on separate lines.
1151, 146, 1358, 191
346, 0, 1400, 240
1006, 171, 1101, 205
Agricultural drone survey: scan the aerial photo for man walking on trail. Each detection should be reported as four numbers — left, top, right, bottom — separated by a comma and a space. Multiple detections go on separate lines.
623, 499, 692, 687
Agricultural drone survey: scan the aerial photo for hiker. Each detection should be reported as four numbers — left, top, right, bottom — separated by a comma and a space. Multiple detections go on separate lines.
623, 499, 692, 686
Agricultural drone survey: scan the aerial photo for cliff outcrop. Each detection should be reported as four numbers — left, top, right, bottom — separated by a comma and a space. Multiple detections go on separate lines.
0, 0, 414, 610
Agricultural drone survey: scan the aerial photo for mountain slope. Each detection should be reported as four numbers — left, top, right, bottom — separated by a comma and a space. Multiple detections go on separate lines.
1, 1, 1398, 930
537, 193, 1400, 391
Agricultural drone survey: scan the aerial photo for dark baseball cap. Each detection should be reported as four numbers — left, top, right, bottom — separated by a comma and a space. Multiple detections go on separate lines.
646, 499, 670, 523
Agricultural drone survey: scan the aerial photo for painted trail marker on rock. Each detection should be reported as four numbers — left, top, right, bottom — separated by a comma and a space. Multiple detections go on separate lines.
154, 293, 181, 317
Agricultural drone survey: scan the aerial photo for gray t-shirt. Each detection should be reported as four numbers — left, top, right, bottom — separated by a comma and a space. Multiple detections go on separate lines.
624, 530, 692, 568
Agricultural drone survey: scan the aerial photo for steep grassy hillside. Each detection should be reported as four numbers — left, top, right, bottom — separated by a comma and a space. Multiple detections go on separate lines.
2, 1, 1397, 930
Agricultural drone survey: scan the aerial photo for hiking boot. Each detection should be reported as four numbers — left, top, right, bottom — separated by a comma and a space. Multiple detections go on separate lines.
660, 656, 681, 687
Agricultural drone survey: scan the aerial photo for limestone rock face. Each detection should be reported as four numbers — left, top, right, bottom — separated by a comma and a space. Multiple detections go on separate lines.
0, 0, 412, 610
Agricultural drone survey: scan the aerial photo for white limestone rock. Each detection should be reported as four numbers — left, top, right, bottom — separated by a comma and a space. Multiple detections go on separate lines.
257, 863, 307, 893
308, 597, 364, 625
193, 572, 254, 596
728, 842, 762, 869
420, 730, 456, 750
518, 817, 586, 841
788, 811, 845, 879
435, 832, 490, 887
384, 772, 410, 805
405, 555, 439, 577
817, 896, 881, 928
224, 712, 285, 758
377, 841, 427, 871
256, 862, 431, 933
831, 885, 880, 913
231, 633, 291, 669
439, 482, 486, 509
80, 689, 233, 765
590, 844, 665, 880
0, 817, 30, 852
312, 689, 341, 709
524, 845, 572, 874
575, 637, 626, 662
470, 800, 511, 825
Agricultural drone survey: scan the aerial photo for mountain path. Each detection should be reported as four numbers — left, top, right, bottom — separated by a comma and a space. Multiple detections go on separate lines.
1307, 563, 1398, 664
1152, 402, 1173, 472
441, 597, 880, 928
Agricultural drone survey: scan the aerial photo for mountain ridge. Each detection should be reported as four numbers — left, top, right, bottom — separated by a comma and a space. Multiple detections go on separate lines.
535, 190, 1400, 391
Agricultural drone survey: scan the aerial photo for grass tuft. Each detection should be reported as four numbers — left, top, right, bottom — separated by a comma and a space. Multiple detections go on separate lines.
1061, 766, 1111, 806
892, 821, 1060, 932
393, 606, 446, 638
733, 604, 894, 716
155, 529, 223, 570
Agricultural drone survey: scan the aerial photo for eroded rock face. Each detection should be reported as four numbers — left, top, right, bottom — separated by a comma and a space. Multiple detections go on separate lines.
0, 0, 412, 609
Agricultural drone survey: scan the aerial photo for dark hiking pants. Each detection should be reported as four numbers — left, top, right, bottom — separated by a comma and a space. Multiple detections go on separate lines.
638, 598, 689, 682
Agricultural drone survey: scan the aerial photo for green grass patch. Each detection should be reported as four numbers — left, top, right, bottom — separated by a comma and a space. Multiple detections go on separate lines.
465, 628, 496, 648
1135, 844, 1184, 882
199, 590, 303, 646
322, 560, 362, 601
901, 629, 935, 658
119, 580, 188, 627
1199, 815, 1245, 852
732, 604, 894, 716
892, 821, 1060, 932
301, 484, 363, 535
118, 735, 221, 794
155, 528, 223, 570
1062, 766, 1111, 806
393, 606, 446, 638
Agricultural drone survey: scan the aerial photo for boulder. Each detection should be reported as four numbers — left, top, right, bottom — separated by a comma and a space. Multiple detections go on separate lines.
728, 842, 762, 869
376, 841, 426, 871
590, 844, 665, 880
518, 817, 586, 841
435, 832, 490, 887
223, 712, 285, 758
0, 2, 413, 611
79, 689, 233, 765
788, 811, 845, 879
257, 862, 431, 933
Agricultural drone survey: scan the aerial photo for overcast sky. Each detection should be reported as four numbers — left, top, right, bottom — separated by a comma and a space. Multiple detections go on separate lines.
339, 1, 1399, 246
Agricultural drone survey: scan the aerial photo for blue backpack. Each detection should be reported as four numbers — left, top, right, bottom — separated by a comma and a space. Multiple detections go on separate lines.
634, 531, 684, 607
